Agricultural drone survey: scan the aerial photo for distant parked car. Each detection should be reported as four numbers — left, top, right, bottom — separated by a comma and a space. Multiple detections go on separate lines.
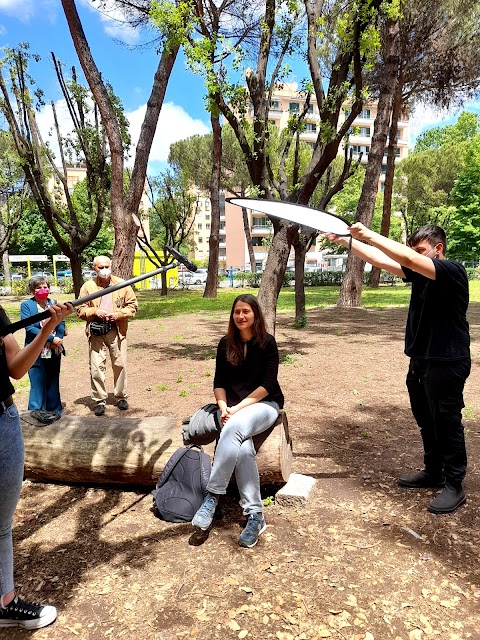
179, 268, 208, 285
11, 272, 25, 281
32, 271, 53, 281
82, 269, 96, 280
56, 269, 72, 280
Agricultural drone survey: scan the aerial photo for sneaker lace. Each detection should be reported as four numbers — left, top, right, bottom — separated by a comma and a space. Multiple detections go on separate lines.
244, 513, 262, 535
198, 495, 217, 516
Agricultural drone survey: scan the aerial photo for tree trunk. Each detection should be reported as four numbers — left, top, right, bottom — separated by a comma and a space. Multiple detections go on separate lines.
2, 250, 9, 282
258, 220, 296, 333
70, 253, 83, 297
21, 410, 293, 487
338, 18, 400, 307
161, 270, 168, 296
292, 234, 308, 328
368, 84, 403, 287
204, 113, 221, 298
61, 0, 179, 280
242, 206, 256, 272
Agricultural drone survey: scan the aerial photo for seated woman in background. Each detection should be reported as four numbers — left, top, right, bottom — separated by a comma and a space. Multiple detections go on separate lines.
20, 276, 66, 416
192, 294, 284, 548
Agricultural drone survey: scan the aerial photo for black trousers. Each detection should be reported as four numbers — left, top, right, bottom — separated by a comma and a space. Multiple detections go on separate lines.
406, 357, 471, 487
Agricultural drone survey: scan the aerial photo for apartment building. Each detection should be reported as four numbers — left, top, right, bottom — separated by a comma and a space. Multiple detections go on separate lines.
212, 84, 409, 271
192, 192, 227, 269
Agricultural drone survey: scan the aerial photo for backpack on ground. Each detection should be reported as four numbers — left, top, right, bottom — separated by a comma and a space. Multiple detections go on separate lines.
152, 445, 211, 523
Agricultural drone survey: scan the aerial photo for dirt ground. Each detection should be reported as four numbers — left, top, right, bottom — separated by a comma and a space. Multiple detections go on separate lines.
6, 299, 480, 640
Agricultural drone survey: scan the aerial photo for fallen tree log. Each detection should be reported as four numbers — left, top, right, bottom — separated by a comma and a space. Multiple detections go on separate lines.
21, 410, 292, 488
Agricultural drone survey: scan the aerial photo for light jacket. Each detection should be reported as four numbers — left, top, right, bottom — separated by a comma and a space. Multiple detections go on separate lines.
76, 275, 138, 340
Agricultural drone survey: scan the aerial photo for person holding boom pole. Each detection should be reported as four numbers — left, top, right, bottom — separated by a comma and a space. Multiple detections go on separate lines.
0, 302, 73, 629
327, 223, 470, 514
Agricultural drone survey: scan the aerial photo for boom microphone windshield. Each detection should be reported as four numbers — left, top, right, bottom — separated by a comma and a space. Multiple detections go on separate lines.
165, 246, 198, 272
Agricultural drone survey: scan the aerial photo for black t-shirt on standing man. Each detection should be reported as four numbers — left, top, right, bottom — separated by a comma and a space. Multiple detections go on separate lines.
402, 259, 470, 361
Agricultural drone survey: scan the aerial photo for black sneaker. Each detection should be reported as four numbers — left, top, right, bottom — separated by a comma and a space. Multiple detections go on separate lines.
428, 484, 466, 514
117, 399, 129, 410
0, 596, 57, 630
397, 470, 445, 489
94, 403, 106, 416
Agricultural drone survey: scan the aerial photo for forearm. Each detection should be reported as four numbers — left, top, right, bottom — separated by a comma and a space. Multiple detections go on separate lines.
234, 387, 268, 411
335, 236, 404, 277
7, 325, 52, 379
214, 388, 227, 410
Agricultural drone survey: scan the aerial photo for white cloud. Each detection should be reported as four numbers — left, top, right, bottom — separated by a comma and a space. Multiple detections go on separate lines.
35, 97, 210, 171
0, 0, 56, 21
409, 102, 461, 146
126, 102, 210, 166
80, 0, 141, 45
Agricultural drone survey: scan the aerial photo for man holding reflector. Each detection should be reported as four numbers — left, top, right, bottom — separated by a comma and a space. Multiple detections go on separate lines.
227, 197, 470, 515
328, 222, 470, 515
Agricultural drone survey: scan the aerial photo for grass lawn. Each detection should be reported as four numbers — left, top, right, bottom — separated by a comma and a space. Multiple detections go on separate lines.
2, 280, 480, 323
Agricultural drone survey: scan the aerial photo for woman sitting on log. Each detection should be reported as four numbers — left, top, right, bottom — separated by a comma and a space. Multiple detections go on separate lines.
192, 294, 284, 548
0, 301, 72, 630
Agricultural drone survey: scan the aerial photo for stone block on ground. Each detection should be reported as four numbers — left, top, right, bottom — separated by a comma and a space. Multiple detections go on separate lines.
275, 473, 316, 507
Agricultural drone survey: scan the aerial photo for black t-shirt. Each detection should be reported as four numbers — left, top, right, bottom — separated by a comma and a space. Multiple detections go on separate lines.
213, 333, 284, 408
0, 307, 15, 401
402, 260, 470, 360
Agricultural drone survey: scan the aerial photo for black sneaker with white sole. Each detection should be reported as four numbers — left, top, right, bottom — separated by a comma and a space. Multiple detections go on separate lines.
0, 596, 57, 630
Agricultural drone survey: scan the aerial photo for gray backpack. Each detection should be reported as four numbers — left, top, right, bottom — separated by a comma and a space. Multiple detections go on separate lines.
152, 445, 211, 523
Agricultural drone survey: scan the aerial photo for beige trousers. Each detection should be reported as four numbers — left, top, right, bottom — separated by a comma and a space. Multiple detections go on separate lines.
88, 328, 128, 403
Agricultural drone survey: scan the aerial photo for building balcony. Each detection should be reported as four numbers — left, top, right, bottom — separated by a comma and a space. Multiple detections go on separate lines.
219, 241, 226, 249
251, 225, 273, 236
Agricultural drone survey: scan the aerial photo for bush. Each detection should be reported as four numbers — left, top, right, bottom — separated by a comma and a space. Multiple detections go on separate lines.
465, 267, 480, 281
60, 276, 75, 294
283, 271, 294, 287
243, 272, 262, 288
11, 279, 29, 296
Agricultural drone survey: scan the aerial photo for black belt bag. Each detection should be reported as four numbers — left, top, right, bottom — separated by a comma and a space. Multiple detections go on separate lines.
0, 396, 14, 416
89, 320, 114, 336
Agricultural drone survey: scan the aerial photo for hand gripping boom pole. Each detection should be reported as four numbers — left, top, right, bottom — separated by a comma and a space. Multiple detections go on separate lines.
1, 247, 196, 337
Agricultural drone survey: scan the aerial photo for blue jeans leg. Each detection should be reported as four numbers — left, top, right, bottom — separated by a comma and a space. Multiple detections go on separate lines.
0, 403, 24, 598
207, 401, 279, 514
28, 357, 62, 413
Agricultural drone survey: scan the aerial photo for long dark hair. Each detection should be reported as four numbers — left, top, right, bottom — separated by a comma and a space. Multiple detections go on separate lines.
0, 305, 4, 354
226, 294, 267, 366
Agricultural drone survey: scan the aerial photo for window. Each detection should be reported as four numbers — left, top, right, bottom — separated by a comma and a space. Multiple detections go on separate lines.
395, 147, 401, 157
381, 164, 387, 174
289, 102, 300, 113
359, 109, 371, 119
270, 100, 279, 109
206, 223, 210, 230
205, 214, 210, 221
358, 127, 370, 136
349, 145, 369, 155
204, 199, 210, 210
197, 223, 202, 230
307, 104, 314, 113
306, 123, 317, 132
198, 237, 203, 243
252, 237, 264, 246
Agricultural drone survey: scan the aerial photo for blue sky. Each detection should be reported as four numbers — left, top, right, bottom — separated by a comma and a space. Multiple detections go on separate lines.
0, 0, 479, 175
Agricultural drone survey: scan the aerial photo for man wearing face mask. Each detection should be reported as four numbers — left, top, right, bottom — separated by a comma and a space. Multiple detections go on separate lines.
327, 224, 470, 514
76, 256, 138, 416
21, 276, 66, 416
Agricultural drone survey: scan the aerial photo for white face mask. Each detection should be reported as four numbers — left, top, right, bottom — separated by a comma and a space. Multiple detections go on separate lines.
98, 267, 111, 278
